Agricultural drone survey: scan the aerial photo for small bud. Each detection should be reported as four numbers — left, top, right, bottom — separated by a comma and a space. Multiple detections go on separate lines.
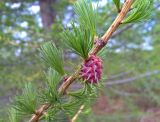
62, 76, 68, 82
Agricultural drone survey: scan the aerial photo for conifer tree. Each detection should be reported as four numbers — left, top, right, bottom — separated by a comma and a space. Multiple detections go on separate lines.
9, 0, 153, 122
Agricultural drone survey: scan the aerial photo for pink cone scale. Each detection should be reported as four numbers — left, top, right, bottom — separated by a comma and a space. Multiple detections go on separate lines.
80, 55, 102, 83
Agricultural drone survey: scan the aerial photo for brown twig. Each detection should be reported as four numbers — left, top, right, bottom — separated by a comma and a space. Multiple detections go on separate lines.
58, 68, 81, 94
29, 0, 133, 121
29, 104, 50, 122
90, 0, 133, 55
71, 105, 85, 122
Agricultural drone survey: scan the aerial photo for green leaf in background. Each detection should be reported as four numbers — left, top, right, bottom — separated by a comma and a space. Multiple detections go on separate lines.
40, 42, 65, 75
113, 0, 121, 12
123, 0, 153, 24
42, 68, 62, 103
62, 23, 94, 59
74, 0, 97, 35
13, 83, 37, 117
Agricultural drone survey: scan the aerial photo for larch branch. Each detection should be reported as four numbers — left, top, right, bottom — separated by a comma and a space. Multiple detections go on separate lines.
29, 0, 133, 121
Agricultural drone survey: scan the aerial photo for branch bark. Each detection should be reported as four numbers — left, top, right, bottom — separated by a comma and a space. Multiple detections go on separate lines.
71, 105, 85, 122
29, 104, 50, 122
90, 0, 133, 55
29, 0, 133, 121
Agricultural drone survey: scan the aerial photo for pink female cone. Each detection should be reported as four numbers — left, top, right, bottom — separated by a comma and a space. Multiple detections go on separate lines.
80, 55, 102, 83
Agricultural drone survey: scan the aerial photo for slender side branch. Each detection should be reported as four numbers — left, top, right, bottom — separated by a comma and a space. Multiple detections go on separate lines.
29, 0, 133, 121
71, 105, 85, 122
106, 70, 160, 86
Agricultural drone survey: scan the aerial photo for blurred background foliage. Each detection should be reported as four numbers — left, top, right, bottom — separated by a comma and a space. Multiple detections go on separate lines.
0, 0, 160, 121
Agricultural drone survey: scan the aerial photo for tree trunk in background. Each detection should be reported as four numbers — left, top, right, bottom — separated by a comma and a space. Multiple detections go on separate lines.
39, 0, 56, 30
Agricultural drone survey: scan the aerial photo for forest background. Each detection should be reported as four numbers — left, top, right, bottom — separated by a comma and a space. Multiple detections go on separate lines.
0, 0, 160, 121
